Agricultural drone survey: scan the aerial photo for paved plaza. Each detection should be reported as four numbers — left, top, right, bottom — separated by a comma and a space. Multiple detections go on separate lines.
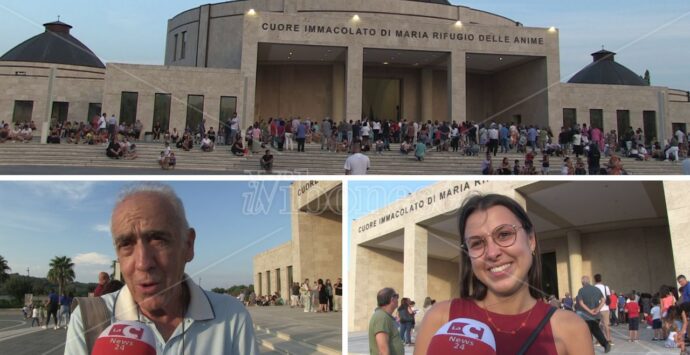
0, 305, 341, 354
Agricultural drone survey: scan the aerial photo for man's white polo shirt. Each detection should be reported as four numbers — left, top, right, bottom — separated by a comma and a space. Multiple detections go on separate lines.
65, 276, 258, 354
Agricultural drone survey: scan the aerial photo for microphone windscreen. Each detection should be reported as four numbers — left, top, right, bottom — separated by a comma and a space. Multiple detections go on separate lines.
91, 320, 156, 355
426, 317, 497, 354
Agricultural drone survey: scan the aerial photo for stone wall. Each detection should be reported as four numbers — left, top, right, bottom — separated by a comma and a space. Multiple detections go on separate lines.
102, 63, 243, 132
0, 62, 104, 134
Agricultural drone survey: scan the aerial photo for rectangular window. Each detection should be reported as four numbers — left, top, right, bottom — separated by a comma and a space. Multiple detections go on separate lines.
186, 95, 204, 133
12, 100, 33, 123
51, 102, 69, 124
88, 103, 102, 122
153, 93, 172, 131
219, 96, 237, 131
181, 31, 187, 60
616, 110, 630, 137
173, 34, 178, 61
562, 108, 577, 129
643, 111, 657, 145
120, 92, 139, 125
589, 109, 603, 131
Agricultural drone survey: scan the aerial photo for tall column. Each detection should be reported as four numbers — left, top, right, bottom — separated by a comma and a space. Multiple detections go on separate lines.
663, 181, 690, 277
240, 14, 260, 128
332, 63, 345, 122
346, 45, 363, 122
567, 230, 582, 296
448, 50, 466, 122
404, 223, 428, 305
421, 68, 433, 122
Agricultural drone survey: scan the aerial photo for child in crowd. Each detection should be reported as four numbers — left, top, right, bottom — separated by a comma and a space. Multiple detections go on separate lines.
625, 294, 641, 342
31, 305, 40, 327
651, 298, 663, 341
541, 154, 550, 175
159, 151, 169, 170
513, 159, 521, 175
168, 152, 176, 169
375, 139, 384, 155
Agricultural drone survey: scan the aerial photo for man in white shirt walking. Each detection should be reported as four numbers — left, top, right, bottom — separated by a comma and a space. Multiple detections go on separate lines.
344, 142, 370, 175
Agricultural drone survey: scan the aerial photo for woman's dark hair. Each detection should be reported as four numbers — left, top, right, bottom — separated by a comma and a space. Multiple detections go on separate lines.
398, 297, 409, 310
458, 193, 542, 300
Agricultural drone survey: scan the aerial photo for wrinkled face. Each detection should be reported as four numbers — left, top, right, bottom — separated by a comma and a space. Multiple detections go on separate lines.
464, 206, 535, 298
111, 192, 195, 314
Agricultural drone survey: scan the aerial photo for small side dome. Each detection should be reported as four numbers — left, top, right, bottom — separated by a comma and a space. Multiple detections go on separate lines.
568, 49, 646, 86
0, 21, 105, 68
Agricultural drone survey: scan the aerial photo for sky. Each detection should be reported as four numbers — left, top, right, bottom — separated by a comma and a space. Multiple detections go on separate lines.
0, 181, 294, 289
0, 1, 688, 89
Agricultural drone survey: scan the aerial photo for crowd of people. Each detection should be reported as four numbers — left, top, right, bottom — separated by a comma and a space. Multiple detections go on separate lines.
0, 121, 35, 143
23, 289, 73, 330
236, 278, 343, 312
6, 112, 689, 175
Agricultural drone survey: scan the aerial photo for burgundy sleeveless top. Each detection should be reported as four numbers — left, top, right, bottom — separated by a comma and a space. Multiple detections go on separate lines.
427, 298, 558, 355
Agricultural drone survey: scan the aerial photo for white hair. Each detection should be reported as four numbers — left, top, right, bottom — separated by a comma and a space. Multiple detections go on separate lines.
114, 183, 190, 233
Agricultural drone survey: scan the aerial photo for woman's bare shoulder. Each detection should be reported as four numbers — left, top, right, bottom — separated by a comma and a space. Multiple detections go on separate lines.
550, 308, 585, 328
550, 309, 594, 355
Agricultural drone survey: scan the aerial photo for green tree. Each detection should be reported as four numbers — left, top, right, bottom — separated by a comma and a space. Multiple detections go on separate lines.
0, 255, 10, 283
47, 256, 75, 296
211, 287, 227, 294
4, 275, 32, 303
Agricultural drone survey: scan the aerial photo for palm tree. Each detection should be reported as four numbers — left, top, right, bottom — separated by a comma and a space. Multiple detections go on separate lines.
0, 255, 10, 283
47, 256, 75, 296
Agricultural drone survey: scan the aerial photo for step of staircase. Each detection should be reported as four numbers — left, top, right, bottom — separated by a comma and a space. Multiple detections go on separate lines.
0, 141, 683, 175
254, 325, 340, 355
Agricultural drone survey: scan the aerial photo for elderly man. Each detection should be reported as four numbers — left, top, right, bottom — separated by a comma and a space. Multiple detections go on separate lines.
576, 276, 611, 353
65, 184, 257, 354
369, 287, 404, 355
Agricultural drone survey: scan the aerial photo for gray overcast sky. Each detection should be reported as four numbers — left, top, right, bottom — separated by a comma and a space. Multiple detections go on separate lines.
0, 1, 688, 88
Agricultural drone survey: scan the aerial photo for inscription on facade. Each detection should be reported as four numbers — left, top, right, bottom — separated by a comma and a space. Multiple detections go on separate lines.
261, 22, 545, 46
356, 181, 487, 233
297, 180, 319, 196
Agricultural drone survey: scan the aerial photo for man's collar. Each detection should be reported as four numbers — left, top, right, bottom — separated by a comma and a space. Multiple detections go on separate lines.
114, 275, 214, 322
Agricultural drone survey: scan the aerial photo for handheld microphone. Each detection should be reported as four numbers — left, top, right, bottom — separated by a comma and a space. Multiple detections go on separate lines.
91, 320, 156, 355
426, 318, 497, 354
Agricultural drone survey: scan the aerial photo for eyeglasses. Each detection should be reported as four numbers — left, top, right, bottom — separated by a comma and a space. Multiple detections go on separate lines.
462, 224, 523, 259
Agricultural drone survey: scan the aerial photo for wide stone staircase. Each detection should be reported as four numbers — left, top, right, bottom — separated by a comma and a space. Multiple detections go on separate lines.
0, 140, 684, 175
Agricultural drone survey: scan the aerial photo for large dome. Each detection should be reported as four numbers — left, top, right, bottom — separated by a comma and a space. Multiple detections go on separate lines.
568, 49, 646, 86
0, 21, 105, 69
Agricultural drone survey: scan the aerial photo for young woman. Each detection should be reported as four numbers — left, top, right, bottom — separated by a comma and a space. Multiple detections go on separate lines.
414, 194, 592, 355
318, 279, 328, 312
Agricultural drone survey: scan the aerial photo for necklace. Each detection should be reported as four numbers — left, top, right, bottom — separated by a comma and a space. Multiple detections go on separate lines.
481, 301, 536, 335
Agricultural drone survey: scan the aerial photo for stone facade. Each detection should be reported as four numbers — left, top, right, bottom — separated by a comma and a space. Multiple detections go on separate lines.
0, 61, 104, 132
1, 0, 689, 142
102, 63, 243, 133
253, 181, 342, 298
